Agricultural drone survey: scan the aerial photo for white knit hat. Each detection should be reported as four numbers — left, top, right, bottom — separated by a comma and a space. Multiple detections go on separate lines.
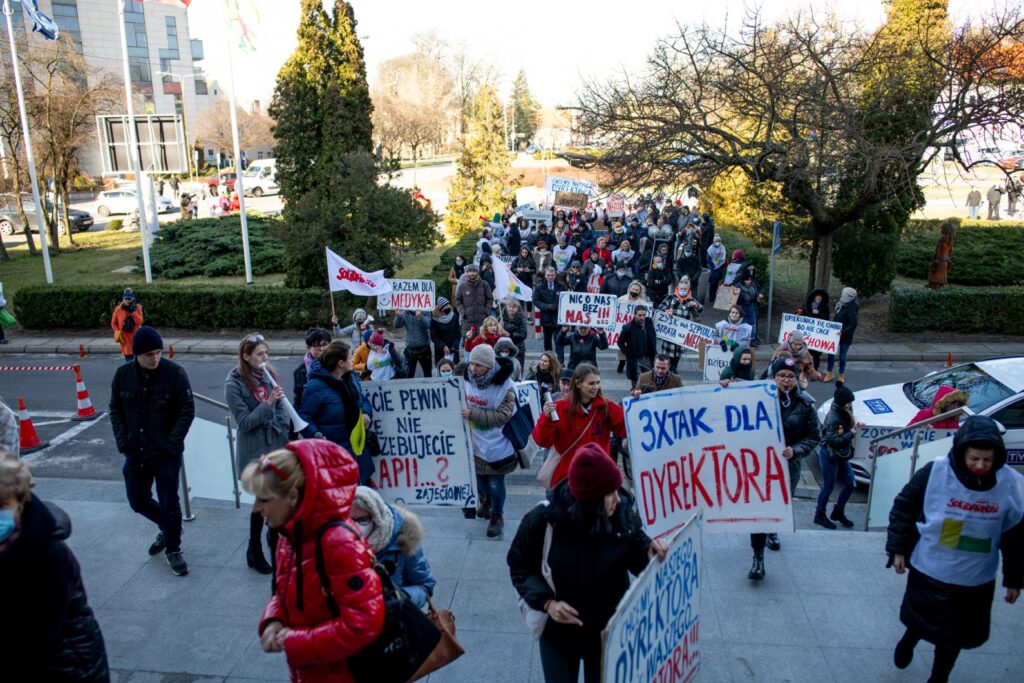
352, 486, 394, 553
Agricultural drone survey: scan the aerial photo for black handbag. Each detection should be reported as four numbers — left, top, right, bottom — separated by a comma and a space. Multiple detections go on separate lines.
315, 521, 441, 683
502, 401, 535, 452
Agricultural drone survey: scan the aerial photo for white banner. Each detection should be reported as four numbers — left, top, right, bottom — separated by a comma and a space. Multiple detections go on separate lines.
624, 382, 793, 538
653, 309, 716, 352
602, 513, 702, 683
608, 301, 644, 350
557, 291, 618, 330
607, 192, 626, 218
545, 176, 596, 195
326, 247, 392, 296
519, 207, 551, 222
703, 346, 733, 382
376, 279, 436, 311
778, 313, 843, 355
362, 377, 477, 508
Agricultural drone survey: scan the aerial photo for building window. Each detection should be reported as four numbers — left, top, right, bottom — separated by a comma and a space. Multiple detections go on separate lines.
51, 1, 83, 52
162, 15, 180, 59
123, 1, 151, 91
194, 67, 208, 96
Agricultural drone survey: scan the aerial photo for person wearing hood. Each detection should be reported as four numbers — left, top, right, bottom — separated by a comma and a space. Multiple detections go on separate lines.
887, 416, 1024, 683
824, 287, 859, 383
557, 325, 610, 371
352, 329, 373, 374
299, 341, 375, 485
508, 444, 668, 683
226, 334, 293, 574
719, 346, 755, 386
770, 330, 821, 387
244, 441, 386, 681
657, 276, 703, 372
645, 255, 673, 306
0, 452, 110, 681
430, 296, 462, 367
110, 288, 144, 361
394, 308, 434, 378
495, 336, 523, 380
333, 308, 373, 350
908, 386, 968, 430
364, 329, 407, 381
350, 486, 436, 610
293, 327, 331, 408
461, 344, 518, 537
800, 288, 831, 371
815, 384, 861, 530
706, 234, 727, 300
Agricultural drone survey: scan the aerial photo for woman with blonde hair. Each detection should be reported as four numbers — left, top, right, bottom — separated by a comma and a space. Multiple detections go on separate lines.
464, 315, 509, 351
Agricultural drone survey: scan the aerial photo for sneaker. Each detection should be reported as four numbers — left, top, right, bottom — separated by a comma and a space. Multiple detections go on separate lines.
166, 551, 189, 576
486, 514, 504, 538
148, 532, 166, 556
765, 533, 781, 551
813, 511, 837, 530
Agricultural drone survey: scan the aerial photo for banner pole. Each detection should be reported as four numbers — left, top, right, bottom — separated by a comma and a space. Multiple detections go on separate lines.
766, 220, 781, 344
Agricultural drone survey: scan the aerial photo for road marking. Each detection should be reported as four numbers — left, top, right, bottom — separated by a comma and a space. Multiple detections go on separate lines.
33, 419, 73, 427
20, 410, 76, 419
23, 413, 109, 463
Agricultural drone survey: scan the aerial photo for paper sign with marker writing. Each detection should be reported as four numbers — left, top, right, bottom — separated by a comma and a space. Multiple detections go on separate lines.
702, 346, 733, 382
545, 176, 596, 195
608, 301, 645, 350
653, 309, 716, 353
377, 279, 436, 311
557, 291, 618, 330
624, 381, 793, 538
362, 377, 476, 508
602, 512, 702, 683
777, 313, 842, 354
607, 192, 626, 218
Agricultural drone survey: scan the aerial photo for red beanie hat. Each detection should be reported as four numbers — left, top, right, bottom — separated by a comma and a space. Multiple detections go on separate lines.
368, 330, 386, 347
568, 443, 622, 500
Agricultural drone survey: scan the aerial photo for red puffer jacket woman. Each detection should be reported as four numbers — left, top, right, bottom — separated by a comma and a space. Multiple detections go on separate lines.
258, 440, 385, 682
533, 392, 626, 487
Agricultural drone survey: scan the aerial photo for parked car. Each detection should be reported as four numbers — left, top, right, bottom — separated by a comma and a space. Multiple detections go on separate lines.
817, 356, 1024, 484
997, 155, 1024, 170
95, 189, 173, 216
241, 159, 277, 197
0, 193, 94, 235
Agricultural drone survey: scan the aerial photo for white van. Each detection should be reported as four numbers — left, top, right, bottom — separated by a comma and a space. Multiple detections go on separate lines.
242, 159, 278, 197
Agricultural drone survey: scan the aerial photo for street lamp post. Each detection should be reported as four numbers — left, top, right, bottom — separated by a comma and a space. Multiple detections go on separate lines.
154, 69, 204, 182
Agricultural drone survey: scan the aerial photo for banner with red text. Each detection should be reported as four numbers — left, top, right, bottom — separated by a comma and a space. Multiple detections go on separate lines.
558, 291, 618, 330
653, 309, 716, 353
624, 381, 793, 538
377, 279, 436, 311
777, 313, 842, 355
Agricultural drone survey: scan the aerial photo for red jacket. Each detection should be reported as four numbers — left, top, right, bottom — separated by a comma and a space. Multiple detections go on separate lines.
259, 440, 385, 683
532, 395, 626, 486
465, 330, 509, 351
907, 385, 967, 431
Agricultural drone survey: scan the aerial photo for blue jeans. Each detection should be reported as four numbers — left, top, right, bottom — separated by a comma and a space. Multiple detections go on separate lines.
741, 303, 758, 340
826, 342, 850, 373
968, 205, 979, 220
123, 456, 183, 552
816, 447, 855, 514
476, 473, 507, 516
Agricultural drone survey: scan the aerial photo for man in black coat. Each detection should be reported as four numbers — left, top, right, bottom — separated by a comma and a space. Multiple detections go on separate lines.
532, 266, 566, 364
616, 305, 656, 388
109, 326, 195, 576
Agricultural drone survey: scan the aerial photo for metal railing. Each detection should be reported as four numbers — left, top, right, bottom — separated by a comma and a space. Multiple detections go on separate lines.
192, 392, 241, 509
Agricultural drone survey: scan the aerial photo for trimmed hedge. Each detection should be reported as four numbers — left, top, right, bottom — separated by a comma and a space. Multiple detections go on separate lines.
896, 227, 1024, 286
889, 287, 1024, 333
14, 285, 333, 331
150, 216, 284, 279
902, 217, 1024, 234
425, 232, 484, 298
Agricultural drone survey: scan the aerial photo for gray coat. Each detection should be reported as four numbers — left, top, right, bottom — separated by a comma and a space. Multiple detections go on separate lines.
224, 368, 292, 474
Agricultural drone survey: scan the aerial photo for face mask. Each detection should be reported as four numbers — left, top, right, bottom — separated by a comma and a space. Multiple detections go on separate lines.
355, 519, 374, 537
0, 509, 15, 543
440, 369, 453, 378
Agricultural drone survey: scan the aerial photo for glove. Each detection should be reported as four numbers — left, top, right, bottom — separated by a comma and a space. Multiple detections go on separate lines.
114, 330, 123, 344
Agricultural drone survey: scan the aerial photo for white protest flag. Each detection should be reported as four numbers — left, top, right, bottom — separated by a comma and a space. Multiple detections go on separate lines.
491, 254, 533, 301
325, 247, 393, 296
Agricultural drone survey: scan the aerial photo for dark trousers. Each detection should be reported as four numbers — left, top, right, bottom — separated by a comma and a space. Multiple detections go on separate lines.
539, 635, 601, 683
433, 343, 459, 368
404, 345, 433, 378
123, 456, 183, 553
751, 457, 800, 550
625, 356, 651, 387
898, 627, 961, 683
542, 325, 564, 364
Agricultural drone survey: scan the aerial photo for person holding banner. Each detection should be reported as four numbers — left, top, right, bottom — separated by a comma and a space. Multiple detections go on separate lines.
718, 346, 756, 386
769, 331, 821, 387
824, 287, 859, 383
533, 363, 627, 488
533, 268, 566, 363
800, 289, 831, 372
747, 358, 821, 580
557, 326, 609, 371
887, 416, 1024, 683
507, 444, 667, 683
657, 276, 703, 372
715, 305, 753, 351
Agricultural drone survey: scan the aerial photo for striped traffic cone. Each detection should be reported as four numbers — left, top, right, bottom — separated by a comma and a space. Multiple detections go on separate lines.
18, 397, 49, 454
534, 309, 542, 339
168, 344, 175, 359
71, 364, 101, 421
79, 344, 87, 358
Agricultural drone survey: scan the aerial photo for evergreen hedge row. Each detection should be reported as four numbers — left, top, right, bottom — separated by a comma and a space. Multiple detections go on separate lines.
895, 226, 1024, 286
888, 287, 1024, 333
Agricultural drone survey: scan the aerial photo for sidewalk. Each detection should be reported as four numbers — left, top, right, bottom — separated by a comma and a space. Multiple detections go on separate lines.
33, 474, 1024, 682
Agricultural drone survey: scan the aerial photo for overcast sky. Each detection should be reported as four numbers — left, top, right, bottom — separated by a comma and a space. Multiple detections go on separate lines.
188, 0, 995, 109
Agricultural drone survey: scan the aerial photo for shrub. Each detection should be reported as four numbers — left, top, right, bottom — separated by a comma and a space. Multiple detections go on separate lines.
888, 287, 1024, 333
13, 285, 333, 331
426, 232, 482, 299
106, 218, 123, 231
832, 216, 901, 297
150, 216, 284, 279
895, 227, 1024, 286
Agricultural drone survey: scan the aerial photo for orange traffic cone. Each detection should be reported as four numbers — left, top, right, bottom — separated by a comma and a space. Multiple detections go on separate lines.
168, 344, 175, 359
945, 352, 953, 369
79, 344, 87, 358
18, 397, 49, 454
71, 364, 101, 421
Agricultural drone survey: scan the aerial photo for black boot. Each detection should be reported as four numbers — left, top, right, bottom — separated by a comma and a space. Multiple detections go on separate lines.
748, 549, 765, 581
617, 359, 625, 373
894, 629, 919, 670
766, 533, 781, 551
830, 506, 854, 528
814, 510, 837, 529
247, 540, 273, 575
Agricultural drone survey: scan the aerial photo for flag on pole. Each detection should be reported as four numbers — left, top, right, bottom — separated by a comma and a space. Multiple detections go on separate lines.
492, 254, 533, 302
139, 0, 193, 7
326, 248, 392, 296
18, 0, 59, 40
224, 0, 260, 52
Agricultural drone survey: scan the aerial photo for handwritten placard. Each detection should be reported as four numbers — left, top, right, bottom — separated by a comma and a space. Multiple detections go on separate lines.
554, 191, 589, 210
653, 309, 716, 352
377, 279, 436, 311
607, 192, 626, 218
702, 346, 733, 383
557, 291, 618, 330
545, 176, 596, 195
608, 301, 644, 350
777, 313, 842, 354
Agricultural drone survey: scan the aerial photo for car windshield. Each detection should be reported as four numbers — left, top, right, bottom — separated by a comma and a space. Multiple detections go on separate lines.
904, 363, 1015, 413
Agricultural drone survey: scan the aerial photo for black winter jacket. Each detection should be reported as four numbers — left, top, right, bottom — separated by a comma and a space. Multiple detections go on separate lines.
834, 299, 859, 344
0, 495, 109, 681
109, 359, 195, 463
600, 273, 632, 297
821, 403, 855, 460
617, 318, 656, 362
507, 482, 652, 649
532, 280, 565, 327
779, 388, 820, 458
502, 307, 530, 348
430, 310, 462, 351
646, 268, 673, 304
557, 329, 609, 369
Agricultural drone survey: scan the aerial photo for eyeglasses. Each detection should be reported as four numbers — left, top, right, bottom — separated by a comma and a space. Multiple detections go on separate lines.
258, 454, 288, 480
248, 334, 266, 344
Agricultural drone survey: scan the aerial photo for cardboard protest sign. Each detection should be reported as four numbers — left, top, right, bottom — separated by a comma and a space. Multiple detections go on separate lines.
713, 285, 737, 311
653, 309, 716, 353
624, 381, 793, 538
362, 377, 477, 508
377, 279, 436, 311
602, 512, 702, 683
702, 346, 733, 383
554, 191, 589, 210
777, 313, 842, 354
545, 176, 596, 195
558, 291, 618, 330
608, 301, 645, 350
607, 192, 626, 218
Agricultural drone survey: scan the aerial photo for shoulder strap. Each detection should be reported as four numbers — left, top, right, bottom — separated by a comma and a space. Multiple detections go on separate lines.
314, 520, 351, 618
563, 407, 600, 455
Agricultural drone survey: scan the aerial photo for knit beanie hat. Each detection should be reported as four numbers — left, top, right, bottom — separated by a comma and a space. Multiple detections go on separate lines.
787, 331, 805, 348
732, 249, 744, 262
469, 343, 496, 369
841, 287, 857, 300
770, 357, 797, 377
569, 443, 623, 501
368, 330, 386, 347
362, 329, 374, 344
132, 326, 163, 356
353, 486, 395, 554
833, 385, 855, 406
436, 296, 451, 309
122, 288, 134, 300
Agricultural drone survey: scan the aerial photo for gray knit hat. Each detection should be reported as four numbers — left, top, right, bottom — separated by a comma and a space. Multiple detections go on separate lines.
469, 343, 496, 369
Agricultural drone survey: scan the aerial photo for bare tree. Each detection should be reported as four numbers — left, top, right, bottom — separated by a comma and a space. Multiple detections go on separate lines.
0, 37, 38, 256
577, 8, 1024, 286
198, 101, 273, 161
373, 48, 455, 163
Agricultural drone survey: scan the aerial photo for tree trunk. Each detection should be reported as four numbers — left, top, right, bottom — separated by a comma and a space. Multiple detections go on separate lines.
807, 237, 819, 292
815, 231, 834, 289
16, 206, 38, 255
0, 230, 9, 260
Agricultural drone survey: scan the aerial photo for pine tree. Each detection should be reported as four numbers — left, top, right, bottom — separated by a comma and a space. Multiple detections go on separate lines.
446, 84, 512, 236
510, 69, 540, 147
269, 1, 438, 289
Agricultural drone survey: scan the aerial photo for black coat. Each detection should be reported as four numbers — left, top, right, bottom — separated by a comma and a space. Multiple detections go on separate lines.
803, 288, 831, 321
779, 389, 820, 458
0, 495, 109, 681
617, 318, 656, 362
506, 227, 522, 257
834, 299, 859, 344
430, 311, 462, 350
532, 280, 565, 327
557, 329, 609, 369
886, 419, 1024, 648
508, 482, 652, 651
646, 268, 673, 304
820, 403, 854, 460
599, 273, 632, 297
293, 361, 310, 407
109, 359, 195, 463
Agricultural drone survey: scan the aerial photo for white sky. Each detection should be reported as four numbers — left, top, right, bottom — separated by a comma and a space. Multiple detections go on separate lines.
188, 0, 995, 109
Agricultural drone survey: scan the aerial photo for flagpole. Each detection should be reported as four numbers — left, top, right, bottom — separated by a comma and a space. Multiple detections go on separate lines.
3, 0, 53, 283
224, 29, 253, 284
116, 0, 152, 283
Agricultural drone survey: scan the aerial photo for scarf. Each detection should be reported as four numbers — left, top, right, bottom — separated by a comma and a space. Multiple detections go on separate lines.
434, 308, 455, 325
654, 370, 671, 390
468, 363, 499, 390
249, 366, 269, 403
303, 351, 315, 372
